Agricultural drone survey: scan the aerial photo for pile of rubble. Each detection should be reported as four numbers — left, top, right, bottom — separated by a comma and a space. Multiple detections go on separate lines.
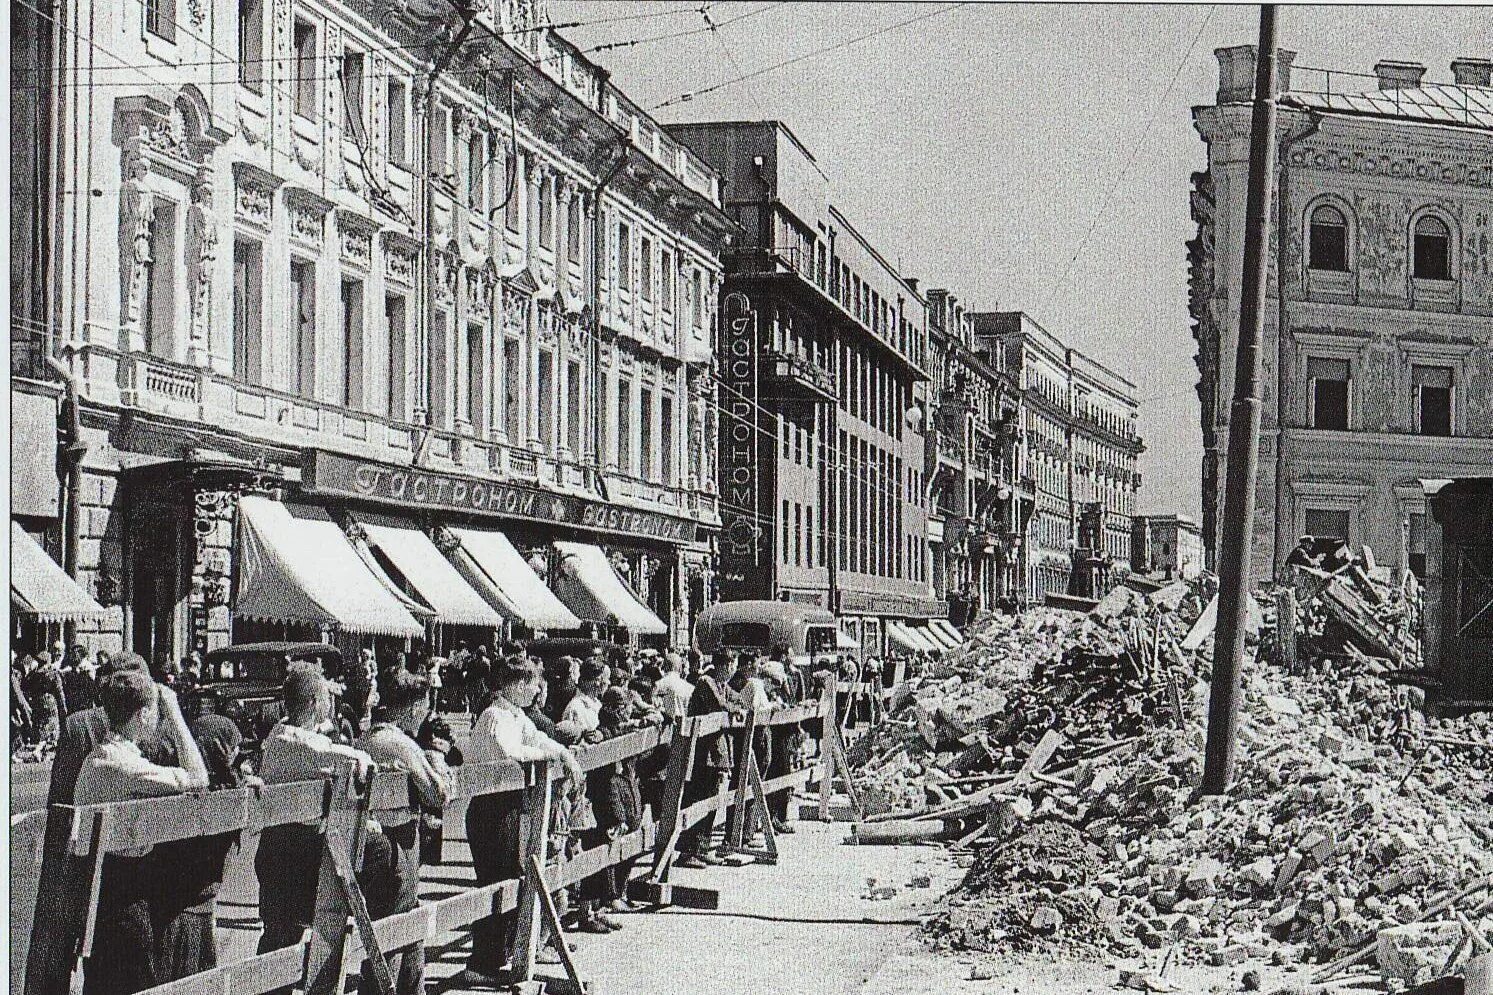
850, 569, 1493, 988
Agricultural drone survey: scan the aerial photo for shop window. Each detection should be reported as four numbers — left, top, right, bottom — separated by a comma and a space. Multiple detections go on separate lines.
1408, 513, 1427, 579
1308, 205, 1349, 272
1413, 364, 1453, 436
340, 49, 365, 141
340, 278, 364, 410
233, 238, 262, 383
1304, 508, 1350, 544
289, 259, 316, 398
237, 0, 263, 91
1306, 356, 1350, 430
147, 0, 176, 41
1413, 215, 1452, 281
384, 295, 406, 420
293, 19, 318, 119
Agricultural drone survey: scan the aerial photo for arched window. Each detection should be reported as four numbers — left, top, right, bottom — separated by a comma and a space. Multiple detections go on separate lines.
1413, 215, 1452, 280
1308, 204, 1349, 272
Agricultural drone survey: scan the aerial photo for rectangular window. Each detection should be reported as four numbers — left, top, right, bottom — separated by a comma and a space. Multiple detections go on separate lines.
640, 388, 654, 480
566, 360, 583, 455
384, 295, 406, 419
505, 153, 522, 231
781, 500, 790, 566
1304, 508, 1350, 544
232, 239, 262, 383
691, 270, 703, 327
617, 378, 632, 470
293, 19, 317, 119
340, 278, 364, 410
341, 49, 365, 141
503, 340, 522, 440
1307, 356, 1350, 431
237, 0, 263, 91
1408, 512, 1427, 579
538, 178, 554, 248
386, 78, 407, 164
660, 250, 674, 311
432, 107, 449, 175
617, 224, 632, 292
1413, 364, 1453, 437
640, 236, 653, 301
146, 0, 176, 41
567, 200, 583, 261
806, 506, 815, 567
144, 201, 177, 360
465, 324, 484, 430
467, 131, 486, 212
537, 350, 555, 449
660, 394, 675, 485
289, 260, 316, 398
793, 502, 802, 568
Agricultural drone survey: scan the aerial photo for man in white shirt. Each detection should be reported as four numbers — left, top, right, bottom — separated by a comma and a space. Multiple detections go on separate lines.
255, 664, 374, 977
653, 652, 694, 720
461, 656, 581, 987
554, 661, 607, 745
75, 664, 209, 995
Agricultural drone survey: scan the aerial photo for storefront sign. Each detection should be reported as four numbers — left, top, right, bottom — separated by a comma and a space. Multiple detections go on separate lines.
717, 291, 770, 599
301, 450, 698, 544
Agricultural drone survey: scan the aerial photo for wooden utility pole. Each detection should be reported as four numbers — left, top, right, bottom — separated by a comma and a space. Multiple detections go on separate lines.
1202, 5, 1281, 795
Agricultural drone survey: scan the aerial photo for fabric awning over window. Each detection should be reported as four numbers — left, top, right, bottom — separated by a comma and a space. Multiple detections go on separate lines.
235, 496, 422, 637
884, 622, 925, 655
11, 522, 107, 622
835, 627, 861, 650
552, 541, 667, 635
933, 619, 965, 647
442, 527, 581, 631
354, 518, 504, 628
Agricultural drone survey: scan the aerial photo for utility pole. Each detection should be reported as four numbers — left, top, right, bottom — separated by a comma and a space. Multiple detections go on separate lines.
1202, 5, 1280, 795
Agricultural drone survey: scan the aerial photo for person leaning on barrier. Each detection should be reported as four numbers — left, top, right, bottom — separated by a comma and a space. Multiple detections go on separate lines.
74, 664, 210, 995
356, 667, 451, 995
459, 656, 583, 988
762, 649, 804, 835
675, 653, 733, 868
415, 713, 462, 866
254, 664, 375, 976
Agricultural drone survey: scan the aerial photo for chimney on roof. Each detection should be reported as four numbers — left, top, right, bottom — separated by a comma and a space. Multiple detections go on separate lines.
906, 277, 920, 293
1451, 57, 1493, 87
1215, 45, 1296, 104
1374, 60, 1427, 90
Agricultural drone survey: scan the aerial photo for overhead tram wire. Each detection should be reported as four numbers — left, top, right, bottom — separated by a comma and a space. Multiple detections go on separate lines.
584, 1, 784, 55
700, 3, 770, 118
652, 2, 968, 110
1036, 4, 1217, 317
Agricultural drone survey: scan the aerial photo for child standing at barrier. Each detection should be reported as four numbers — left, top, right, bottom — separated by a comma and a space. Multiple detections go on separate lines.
74, 664, 209, 995
460, 656, 583, 988
254, 664, 374, 987
675, 653, 733, 868
357, 667, 451, 995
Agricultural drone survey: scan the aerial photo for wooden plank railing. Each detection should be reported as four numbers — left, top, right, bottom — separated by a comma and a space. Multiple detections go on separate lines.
27, 696, 850, 995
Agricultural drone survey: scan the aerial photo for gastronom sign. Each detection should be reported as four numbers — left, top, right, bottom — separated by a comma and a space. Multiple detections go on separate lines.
301, 450, 699, 544
717, 291, 770, 599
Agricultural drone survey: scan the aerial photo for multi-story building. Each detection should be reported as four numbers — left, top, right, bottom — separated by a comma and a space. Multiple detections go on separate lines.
1131, 513, 1205, 581
667, 120, 942, 655
924, 289, 1030, 621
971, 311, 1145, 600
10, 0, 735, 658
1191, 48, 1493, 583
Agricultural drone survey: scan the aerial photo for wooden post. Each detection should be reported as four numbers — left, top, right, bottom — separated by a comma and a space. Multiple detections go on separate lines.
302, 768, 373, 995
648, 720, 698, 884
726, 709, 759, 851
817, 678, 837, 821
507, 762, 553, 985
1276, 587, 1299, 671
26, 805, 99, 995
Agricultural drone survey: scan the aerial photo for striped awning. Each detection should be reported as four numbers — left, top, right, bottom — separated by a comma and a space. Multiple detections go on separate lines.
442, 527, 581, 632
553, 542, 667, 635
234, 497, 422, 637
885, 622, 930, 655
355, 518, 504, 628
10, 522, 106, 622
929, 619, 964, 647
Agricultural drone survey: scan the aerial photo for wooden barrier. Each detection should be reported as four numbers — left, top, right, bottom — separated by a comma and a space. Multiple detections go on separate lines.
25, 702, 847, 995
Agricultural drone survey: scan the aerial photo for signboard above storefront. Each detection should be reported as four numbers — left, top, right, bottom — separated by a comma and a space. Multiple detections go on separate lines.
301, 450, 699, 545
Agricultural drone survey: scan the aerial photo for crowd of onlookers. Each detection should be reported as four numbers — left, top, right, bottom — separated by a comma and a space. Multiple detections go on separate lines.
37, 635, 947, 995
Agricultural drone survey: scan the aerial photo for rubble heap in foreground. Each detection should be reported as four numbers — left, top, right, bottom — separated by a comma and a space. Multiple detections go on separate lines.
851, 574, 1493, 988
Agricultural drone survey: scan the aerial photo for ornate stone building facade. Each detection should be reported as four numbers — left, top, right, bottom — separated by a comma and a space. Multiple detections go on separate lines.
1192, 48, 1493, 582
11, 0, 733, 656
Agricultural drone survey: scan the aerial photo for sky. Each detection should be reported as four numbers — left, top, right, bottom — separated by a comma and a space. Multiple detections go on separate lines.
552, 1, 1491, 518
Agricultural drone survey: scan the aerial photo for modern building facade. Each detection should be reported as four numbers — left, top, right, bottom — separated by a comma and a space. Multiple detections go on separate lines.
1191, 48, 1493, 583
668, 120, 942, 655
924, 289, 1031, 621
10, 0, 735, 658
1131, 514, 1206, 581
971, 311, 1145, 601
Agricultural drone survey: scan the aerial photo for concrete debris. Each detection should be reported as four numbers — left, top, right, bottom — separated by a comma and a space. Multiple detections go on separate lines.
855, 570, 1493, 987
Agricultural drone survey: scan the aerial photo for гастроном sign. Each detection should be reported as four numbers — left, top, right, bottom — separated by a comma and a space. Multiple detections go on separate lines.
301, 450, 698, 544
